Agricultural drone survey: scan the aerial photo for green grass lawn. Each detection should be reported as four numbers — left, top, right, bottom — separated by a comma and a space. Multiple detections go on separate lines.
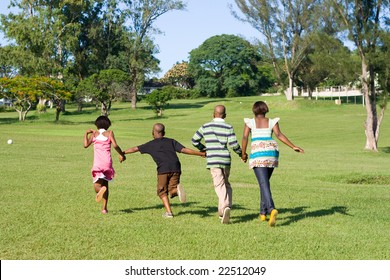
1, 95, 389, 260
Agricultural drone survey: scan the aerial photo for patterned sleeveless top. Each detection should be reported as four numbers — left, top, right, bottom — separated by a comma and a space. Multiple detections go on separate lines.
244, 118, 280, 168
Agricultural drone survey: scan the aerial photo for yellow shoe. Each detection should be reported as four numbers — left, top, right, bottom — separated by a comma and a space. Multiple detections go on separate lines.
268, 209, 278, 227
259, 214, 267, 221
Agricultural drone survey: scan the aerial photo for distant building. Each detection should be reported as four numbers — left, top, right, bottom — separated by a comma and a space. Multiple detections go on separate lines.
0, 98, 12, 106
138, 80, 165, 95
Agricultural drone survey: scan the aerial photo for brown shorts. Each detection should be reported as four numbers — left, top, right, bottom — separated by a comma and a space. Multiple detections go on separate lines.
157, 172, 181, 199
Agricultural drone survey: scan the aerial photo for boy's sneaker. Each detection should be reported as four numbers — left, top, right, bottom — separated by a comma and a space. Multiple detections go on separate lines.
268, 209, 278, 227
177, 184, 186, 203
162, 212, 174, 218
96, 186, 107, 202
221, 207, 231, 224
259, 214, 267, 221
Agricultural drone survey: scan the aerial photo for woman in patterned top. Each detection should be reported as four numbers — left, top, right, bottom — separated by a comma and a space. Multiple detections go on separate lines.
241, 101, 304, 226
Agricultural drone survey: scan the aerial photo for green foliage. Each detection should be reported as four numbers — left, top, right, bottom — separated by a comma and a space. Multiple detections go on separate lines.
76, 69, 128, 115
144, 86, 173, 116
233, 0, 324, 100
0, 76, 71, 121
331, 0, 390, 151
372, 31, 390, 110
189, 34, 271, 97
36, 103, 46, 113
296, 32, 360, 90
0, 46, 18, 78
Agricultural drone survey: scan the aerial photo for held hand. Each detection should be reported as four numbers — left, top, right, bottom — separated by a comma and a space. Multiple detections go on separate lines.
241, 153, 248, 163
201, 152, 206, 158
293, 146, 304, 153
119, 154, 126, 163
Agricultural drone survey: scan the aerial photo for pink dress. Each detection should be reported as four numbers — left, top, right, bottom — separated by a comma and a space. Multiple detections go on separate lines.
91, 129, 115, 183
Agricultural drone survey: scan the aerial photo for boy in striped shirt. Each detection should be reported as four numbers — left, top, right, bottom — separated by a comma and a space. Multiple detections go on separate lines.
192, 105, 242, 224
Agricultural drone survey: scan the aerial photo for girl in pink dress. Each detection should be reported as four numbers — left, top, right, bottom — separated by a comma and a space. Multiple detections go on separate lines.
84, 116, 125, 214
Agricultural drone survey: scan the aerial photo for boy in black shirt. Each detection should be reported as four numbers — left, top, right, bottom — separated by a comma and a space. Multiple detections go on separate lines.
123, 123, 206, 217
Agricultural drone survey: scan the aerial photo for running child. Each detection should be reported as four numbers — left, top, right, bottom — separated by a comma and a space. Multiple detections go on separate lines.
84, 116, 126, 214
123, 123, 206, 218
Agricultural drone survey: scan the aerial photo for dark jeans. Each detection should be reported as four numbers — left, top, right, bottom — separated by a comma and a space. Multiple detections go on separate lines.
253, 167, 275, 215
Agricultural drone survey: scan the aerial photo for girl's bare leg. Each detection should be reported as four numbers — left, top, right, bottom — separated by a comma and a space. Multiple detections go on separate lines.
94, 179, 109, 213
102, 183, 109, 213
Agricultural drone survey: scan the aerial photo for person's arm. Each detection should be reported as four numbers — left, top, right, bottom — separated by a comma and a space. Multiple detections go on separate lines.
181, 147, 206, 158
241, 125, 251, 162
123, 146, 140, 155
272, 123, 304, 153
191, 127, 206, 151
84, 129, 95, 148
109, 131, 126, 162
227, 128, 242, 157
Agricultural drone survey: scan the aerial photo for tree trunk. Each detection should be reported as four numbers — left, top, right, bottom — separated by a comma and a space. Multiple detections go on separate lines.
362, 59, 378, 151
131, 90, 137, 109
60, 100, 66, 112
55, 107, 61, 122
286, 76, 294, 101
101, 102, 108, 116
130, 75, 138, 109
37, 97, 47, 113
16, 109, 23, 121
308, 87, 313, 99
15, 101, 31, 121
376, 106, 385, 144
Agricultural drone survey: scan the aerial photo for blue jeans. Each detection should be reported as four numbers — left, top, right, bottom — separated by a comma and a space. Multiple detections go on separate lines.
253, 167, 274, 215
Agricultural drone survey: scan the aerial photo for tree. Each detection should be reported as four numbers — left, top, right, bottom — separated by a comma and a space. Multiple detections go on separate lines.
0, 76, 34, 121
120, 0, 185, 109
162, 62, 194, 89
296, 32, 360, 96
0, 0, 82, 77
65, 0, 126, 80
232, 0, 323, 100
36, 76, 73, 121
371, 31, 390, 147
144, 87, 172, 116
331, 0, 390, 151
0, 46, 18, 78
77, 69, 128, 116
0, 76, 71, 121
189, 34, 269, 97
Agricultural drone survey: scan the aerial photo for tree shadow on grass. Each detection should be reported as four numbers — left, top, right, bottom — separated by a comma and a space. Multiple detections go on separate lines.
0, 115, 39, 124
379, 147, 390, 153
167, 100, 227, 110
277, 205, 351, 227
0, 117, 20, 124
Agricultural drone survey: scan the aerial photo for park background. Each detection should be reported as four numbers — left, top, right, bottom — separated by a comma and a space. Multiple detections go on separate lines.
0, 0, 389, 261
1, 95, 390, 259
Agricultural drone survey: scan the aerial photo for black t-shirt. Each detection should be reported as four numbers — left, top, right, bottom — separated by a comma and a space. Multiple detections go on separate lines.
138, 137, 185, 174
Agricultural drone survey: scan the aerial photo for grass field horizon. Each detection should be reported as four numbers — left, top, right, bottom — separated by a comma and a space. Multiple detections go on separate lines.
1, 95, 389, 260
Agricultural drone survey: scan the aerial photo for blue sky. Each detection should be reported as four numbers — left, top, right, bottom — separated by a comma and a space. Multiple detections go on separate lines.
0, 0, 260, 77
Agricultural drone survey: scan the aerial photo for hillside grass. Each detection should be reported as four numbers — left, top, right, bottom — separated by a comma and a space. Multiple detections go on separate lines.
1, 95, 389, 260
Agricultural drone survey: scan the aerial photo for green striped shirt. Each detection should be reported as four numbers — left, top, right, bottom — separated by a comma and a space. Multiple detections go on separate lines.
192, 118, 242, 168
